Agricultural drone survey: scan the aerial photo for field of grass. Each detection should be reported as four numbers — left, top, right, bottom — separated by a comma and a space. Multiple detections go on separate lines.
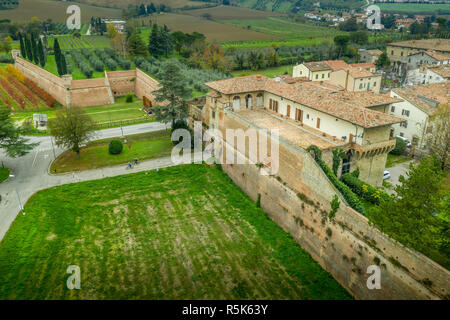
184, 5, 283, 20
49, 36, 113, 51
0, 164, 351, 299
232, 65, 293, 78
377, 3, 450, 14
0, 167, 9, 184
386, 154, 412, 168
50, 130, 173, 173
12, 96, 151, 125
137, 13, 278, 43
0, 0, 122, 23
222, 17, 343, 40
74, 0, 206, 9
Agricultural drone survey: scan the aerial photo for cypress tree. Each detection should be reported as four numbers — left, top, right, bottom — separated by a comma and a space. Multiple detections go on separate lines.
18, 33, 26, 58
53, 38, 62, 75
31, 34, 39, 65
25, 36, 33, 61
38, 39, 46, 67
60, 53, 67, 75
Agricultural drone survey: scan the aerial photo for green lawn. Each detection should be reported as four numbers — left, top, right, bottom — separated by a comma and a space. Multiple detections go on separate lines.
0, 164, 351, 299
221, 17, 344, 49
232, 65, 294, 78
386, 154, 411, 168
12, 96, 151, 125
0, 167, 9, 184
51, 130, 173, 173
377, 3, 450, 14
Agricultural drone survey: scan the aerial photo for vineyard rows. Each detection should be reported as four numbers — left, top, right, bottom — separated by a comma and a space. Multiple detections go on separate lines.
0, 65, 56, 111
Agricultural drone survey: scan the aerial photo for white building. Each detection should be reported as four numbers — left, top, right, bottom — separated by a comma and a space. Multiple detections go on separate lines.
406, 64, 450, 86
389, 83, 449, 148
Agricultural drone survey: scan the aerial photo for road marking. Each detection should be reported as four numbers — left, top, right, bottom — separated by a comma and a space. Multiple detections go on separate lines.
32, 150, 40, 167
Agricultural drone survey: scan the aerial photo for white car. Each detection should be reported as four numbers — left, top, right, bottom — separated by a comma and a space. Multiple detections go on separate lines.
383, 171, 391, 180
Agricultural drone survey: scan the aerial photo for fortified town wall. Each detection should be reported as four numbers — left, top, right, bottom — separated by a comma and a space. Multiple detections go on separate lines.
215, 109, 449, 300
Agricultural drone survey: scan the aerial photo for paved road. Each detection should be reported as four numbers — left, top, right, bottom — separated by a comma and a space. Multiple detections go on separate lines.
384, 160, 415, 194
0, 122, 171, 241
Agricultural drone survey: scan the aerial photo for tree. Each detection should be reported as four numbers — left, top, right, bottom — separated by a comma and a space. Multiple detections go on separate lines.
31, 34, 39, 65
151, 61, 192, 124
390, 137, 406, 156
368, 156, 449, 268
127, 33, 147, 56
24, 35, 33, 61
48, 107, 95, 158
160, 25, 173, 57
112, 32, 128, 56
60, 53, 67, 75
201, 44, 230, 72
339, 17, 358, 32
334, 35, 349, 59
53, 38, 62, 75
37, 39, 46, 67
18, 33, 26, 58
148, 23, 164, 57
349, 31, 368, 45
427, 103, 449, 170
0, 106, 38, 157
376, 52, 390, 69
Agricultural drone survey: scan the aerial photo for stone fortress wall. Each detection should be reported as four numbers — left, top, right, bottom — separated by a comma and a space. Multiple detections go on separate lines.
12, 51, 160, 108
215, 109, 449, 300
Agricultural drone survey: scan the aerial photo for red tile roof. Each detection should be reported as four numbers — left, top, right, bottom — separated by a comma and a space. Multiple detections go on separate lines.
205, 75, 404, 128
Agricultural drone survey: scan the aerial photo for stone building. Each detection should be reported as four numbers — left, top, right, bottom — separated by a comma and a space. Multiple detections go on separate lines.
293, 60, 382, 93
386, 39, 450, 76
358, 49, 383, 64
200, 75, 404, 187
389, 83, 449, 149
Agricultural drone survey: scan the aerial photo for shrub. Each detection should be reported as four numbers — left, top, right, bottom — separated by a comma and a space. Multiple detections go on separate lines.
108, 140, 123, 155
0, 53, 14, 64
307, 145, 365, 214
390, 137, 406, 155
341, 173, 390, 205
125, 93, 134, 103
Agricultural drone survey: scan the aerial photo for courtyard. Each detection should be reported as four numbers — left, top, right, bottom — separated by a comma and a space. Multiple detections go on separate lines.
0, 165, 351, 300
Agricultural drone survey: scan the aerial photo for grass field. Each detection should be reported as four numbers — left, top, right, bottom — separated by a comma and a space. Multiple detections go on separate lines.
51, 130, 172, 173
184, 5, 283, 20
0, 167, 9, 184
232, 65, 294, 78
222, 17, 343, 41
0, 0, 122, 23
136, 13, 279, 43
49, 36, 113, 51
377, 3, 450, 14
74, 0, 206, 9
0, 164, 351, 299
12, 96, 151, 124
386, 154, 412, 168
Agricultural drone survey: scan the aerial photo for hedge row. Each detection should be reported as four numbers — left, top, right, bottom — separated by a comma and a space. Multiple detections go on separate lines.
318, 160, 365, 214
70, 50, 93, 78
94, 49, 117, 71
62, 52, 72, 74
341, 173, 390, 205
104, 48, 131, 70
306, 145, 365, 214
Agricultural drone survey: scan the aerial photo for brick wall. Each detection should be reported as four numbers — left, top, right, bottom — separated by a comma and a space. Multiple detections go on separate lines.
218, 110, 450, 300
14, 55, 68, 106
13, 53, 160, 108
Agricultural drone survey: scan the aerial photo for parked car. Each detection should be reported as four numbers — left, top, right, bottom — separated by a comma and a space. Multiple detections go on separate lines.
383, 170, 391, 180
395, 135, 411, 148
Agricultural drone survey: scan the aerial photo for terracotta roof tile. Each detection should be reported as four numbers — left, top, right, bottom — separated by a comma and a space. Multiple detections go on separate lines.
392, 83, 449, 116
303, 61, 331, 72
205, 75, 404, 128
